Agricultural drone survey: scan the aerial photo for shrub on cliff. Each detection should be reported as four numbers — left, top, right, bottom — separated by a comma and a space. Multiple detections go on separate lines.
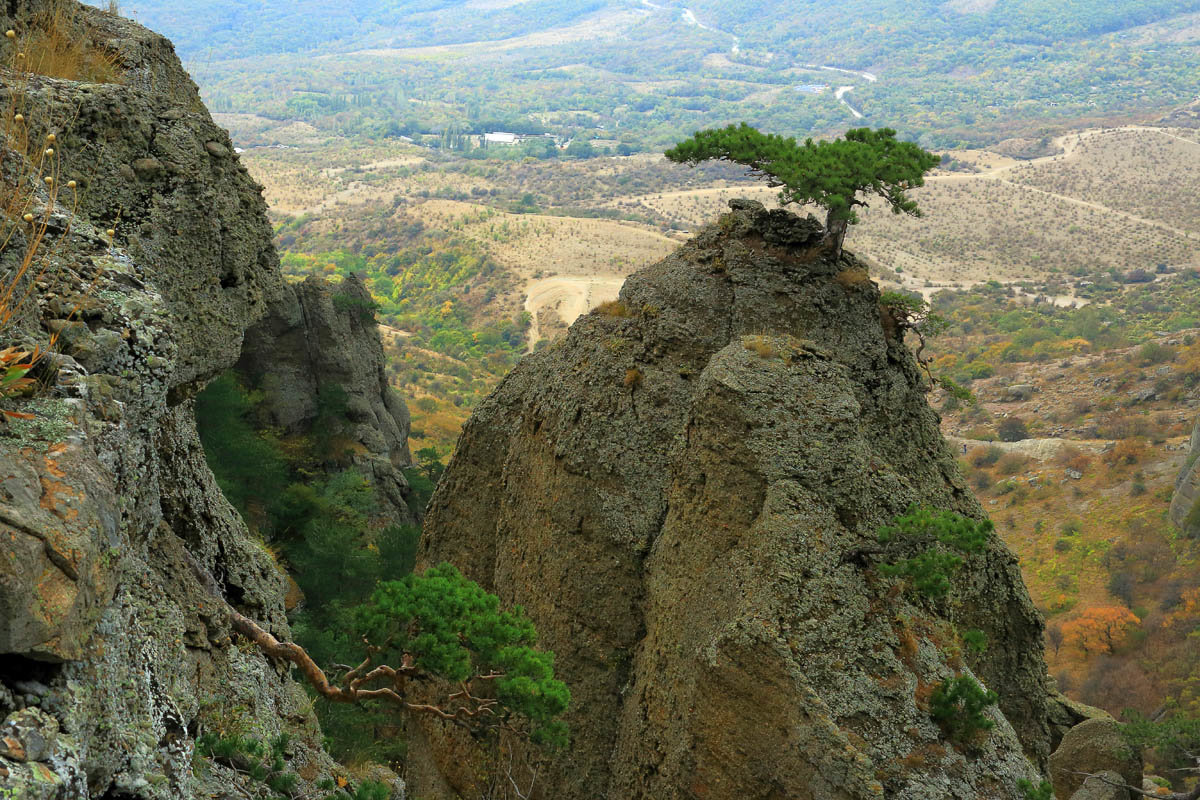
931, 675, 998, 746
998, 417, 1030, 442
877, 505, 992, 599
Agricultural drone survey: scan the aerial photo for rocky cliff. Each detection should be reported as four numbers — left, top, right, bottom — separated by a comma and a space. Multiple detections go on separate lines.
0, 3, 406, 796
234, 273, 416, 527
1170, 415, 1200, 538
414, 201, 1055, 799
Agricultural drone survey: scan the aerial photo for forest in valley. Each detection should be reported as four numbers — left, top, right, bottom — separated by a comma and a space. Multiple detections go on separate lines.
112, 0, 1200, 149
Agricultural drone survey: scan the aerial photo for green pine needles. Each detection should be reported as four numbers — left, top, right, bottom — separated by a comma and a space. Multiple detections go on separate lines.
358, 563, 571, 748
222, 563, 570, 750
930, 675, 998, 746
1017, 779, 1054, 800
877, 505, 992, 599
665, 124, 938, 254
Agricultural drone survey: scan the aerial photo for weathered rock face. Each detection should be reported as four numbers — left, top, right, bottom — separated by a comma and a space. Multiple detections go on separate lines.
0, 3, 401, 796
235, 273, 416, 526
1169, 415, 1200, 537
415, 201, 1052, 799
1049, 718, 1142, 800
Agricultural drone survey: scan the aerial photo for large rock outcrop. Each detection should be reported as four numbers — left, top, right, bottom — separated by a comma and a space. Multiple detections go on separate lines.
235, 273, 416, 526
414, 200, 1053, 799
1169, 415, 1200, 538
0, 3, 405, 796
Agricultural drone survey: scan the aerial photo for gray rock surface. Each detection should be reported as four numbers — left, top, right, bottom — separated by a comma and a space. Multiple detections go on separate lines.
1002, 384, 1036, 402
415, 201, 1051, 799
1169, 415, 1200, 537
1046, 686, 1113, 753
1050, 718, 1142, 800
1069, 771, 1131, 800
236, 273, 415, 526
0, 2, 405, 796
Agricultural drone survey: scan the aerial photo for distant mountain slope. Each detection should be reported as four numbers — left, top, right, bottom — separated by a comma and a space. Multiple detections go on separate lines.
111, 0, 1200, 147
119, 0, 1200, 60
121, 0, 608, 59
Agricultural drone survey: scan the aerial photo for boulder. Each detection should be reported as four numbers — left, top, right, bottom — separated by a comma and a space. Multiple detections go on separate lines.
235, 274, 416, 526
1002, 384, 1037, 402
1050, 718, 1142, 800
1069, 771, 1130, 800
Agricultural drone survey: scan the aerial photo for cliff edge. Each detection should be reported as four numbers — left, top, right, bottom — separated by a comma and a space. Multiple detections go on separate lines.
0, 2, 407, 796
414, 200, 1054, 799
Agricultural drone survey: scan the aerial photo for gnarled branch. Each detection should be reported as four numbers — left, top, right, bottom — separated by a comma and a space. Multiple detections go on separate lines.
184, 548, 520, 737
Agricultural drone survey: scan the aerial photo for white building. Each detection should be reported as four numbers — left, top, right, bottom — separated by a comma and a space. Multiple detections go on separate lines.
483, 132, 520, 146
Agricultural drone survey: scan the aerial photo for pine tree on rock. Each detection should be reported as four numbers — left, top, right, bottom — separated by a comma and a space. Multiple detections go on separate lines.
665, 124, 939, 255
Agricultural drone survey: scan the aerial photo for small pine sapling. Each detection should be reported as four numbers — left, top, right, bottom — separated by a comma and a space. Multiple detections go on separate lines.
930, 675, 998, 746
877, 505, 992, 599
961, 628, 988, 654
1017, 779, 1053, 800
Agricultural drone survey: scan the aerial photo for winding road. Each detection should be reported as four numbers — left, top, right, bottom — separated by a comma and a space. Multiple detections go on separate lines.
803, 64, 877, 119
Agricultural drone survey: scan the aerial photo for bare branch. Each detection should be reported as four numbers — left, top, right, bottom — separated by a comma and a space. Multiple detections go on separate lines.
1065, 770, 1200, 800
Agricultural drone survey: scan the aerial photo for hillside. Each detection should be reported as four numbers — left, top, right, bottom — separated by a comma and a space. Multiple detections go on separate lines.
934, 328, 1200, 747
111, 0, 1200, 147
235, 119, 1200, 454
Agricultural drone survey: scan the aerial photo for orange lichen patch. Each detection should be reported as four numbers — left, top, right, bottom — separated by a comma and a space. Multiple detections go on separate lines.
895, 623, 919, 671
30, 762, 56, 782
38, 476, 81, 520
44, 446, 69, 476
1, 735, 25, 760
843, 728, 870, 752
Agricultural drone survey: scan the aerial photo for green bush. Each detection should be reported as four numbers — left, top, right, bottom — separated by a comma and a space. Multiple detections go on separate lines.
194, 374, 290, 523
970, 445, 1004, 468
196, 372, 421, 765
997, 417, 1030, 442
877, 506, 992, 599
196, 733, 389, 800
930, 675, 997, 745
961, 628, 988, 654
332, 291, 380, 323
1017, 779, 1053, 800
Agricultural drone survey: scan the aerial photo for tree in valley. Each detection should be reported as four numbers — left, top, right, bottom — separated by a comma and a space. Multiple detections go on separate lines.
1062, 606, 1140, 655
665, 124, 939, 255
